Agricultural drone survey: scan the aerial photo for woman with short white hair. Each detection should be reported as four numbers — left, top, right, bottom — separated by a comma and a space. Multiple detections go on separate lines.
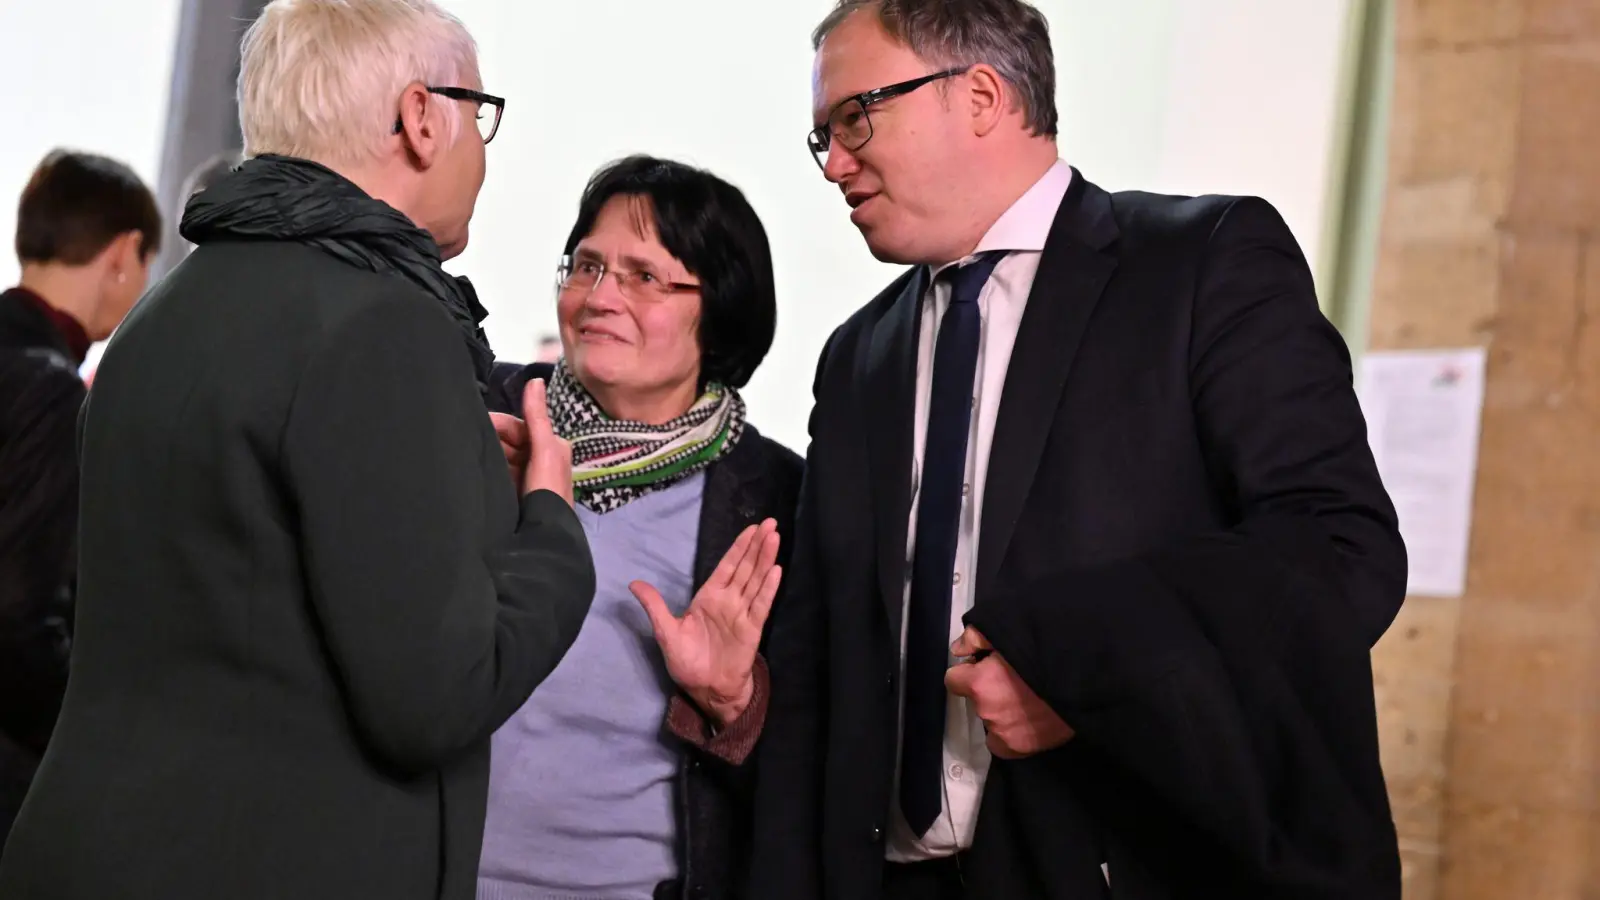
0, 3, 595, 899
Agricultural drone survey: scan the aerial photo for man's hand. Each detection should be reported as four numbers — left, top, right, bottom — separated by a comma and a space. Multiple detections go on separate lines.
633, 519, 781, 728
489, 412, 528, 487
945, 626, 1074, 759
520, 379, 574, 506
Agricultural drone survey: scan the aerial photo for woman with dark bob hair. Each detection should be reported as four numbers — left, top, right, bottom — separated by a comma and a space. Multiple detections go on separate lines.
478, 156, 801, 900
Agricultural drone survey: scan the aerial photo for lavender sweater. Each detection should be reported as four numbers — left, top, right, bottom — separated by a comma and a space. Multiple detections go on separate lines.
478, 474, 704, 900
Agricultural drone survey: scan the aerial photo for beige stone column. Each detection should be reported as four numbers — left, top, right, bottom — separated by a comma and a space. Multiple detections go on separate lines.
1370, 2, 1600, 898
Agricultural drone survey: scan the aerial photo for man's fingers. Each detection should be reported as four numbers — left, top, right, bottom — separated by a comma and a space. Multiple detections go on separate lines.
945, 660, 980, 698
950, 625, 992, 659
490, 411, 526, 441
523, 378, 554, 432
986, 731, 1023, 760
630, 580, 677, 645
490, 413, 529, 460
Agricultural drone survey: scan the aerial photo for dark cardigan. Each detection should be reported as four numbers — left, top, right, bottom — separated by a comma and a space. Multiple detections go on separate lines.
487, 362, 804, 900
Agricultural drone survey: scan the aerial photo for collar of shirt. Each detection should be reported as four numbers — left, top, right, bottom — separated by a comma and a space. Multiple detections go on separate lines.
926, 159, 1074, 285
5, 286, 91, 364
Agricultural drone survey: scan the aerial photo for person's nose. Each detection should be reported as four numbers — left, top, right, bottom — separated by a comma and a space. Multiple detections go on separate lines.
584, 269, 629, 313
823, 142, 861, 184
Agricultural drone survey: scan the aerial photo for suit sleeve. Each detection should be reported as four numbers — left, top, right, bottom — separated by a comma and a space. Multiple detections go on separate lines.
282, 296, 595, 774
964, 197, 1407, 888
746, 335, 836, 900
0, 364, 82, 752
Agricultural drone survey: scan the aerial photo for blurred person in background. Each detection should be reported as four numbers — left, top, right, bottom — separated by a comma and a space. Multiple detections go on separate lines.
0, 149, 159, 849
480, 156, 800, 900
0, 2, 595, 899
79, 150, 241, 388
752, 0, 1407, 897
534, 332, 560, 363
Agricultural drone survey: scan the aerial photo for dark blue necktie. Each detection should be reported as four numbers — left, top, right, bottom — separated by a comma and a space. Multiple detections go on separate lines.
901, 251, 1004, 837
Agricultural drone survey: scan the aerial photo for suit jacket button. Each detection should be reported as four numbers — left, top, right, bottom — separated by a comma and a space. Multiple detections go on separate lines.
871, 826, 884, 842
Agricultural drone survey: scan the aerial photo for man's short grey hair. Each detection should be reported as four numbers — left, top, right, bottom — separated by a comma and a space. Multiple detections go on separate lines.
238, 0, 478, 167
812, 0, 1058, 138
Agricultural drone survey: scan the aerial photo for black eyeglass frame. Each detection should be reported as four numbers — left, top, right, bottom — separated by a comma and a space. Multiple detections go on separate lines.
391, 86, 506, 144
806, 67, 970, 170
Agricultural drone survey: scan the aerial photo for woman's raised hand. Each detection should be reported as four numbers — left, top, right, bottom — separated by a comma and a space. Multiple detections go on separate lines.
631, 519, 781, 727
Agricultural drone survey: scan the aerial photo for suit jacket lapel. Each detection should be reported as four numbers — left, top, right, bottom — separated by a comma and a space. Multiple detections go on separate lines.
977, 172, 1120, 601
866, 268, 927, 637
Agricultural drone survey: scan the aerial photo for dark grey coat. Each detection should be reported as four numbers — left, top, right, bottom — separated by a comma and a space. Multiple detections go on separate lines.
0, 240, 596, 900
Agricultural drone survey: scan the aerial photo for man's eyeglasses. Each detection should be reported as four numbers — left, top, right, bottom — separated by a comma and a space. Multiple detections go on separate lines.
556, 254, 700, 303
806, 67, 969, 171
392, 86, 505, 144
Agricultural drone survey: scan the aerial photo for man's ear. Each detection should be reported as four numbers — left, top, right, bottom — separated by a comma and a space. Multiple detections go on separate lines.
965, 64, 1008, 138
103, 230, 145, 280
395, 81, 441, 168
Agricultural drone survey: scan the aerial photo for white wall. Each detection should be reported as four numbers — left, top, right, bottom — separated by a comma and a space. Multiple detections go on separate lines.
440, 0, 1353, 449
1060, 0, 1350, 262
0, 1, 1350, 450
0, 1, 182, 287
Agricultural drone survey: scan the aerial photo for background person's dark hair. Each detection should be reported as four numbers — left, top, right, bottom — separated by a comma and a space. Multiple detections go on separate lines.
563, 155, 777, 390
14, 150, 162, 266
813, 0, 1058, 138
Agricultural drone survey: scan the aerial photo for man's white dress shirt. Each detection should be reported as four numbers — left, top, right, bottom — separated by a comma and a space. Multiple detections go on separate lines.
886, 160, 1074, 862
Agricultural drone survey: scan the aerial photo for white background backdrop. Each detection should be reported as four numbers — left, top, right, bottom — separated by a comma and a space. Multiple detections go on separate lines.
0, 1, 180, 285
0, 0, 1352, 450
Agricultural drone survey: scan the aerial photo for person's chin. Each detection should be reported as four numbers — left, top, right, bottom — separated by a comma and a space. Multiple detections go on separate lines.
438, 230, 468, 260
571, 341, 632, 377
853, 209, 916, 265
862, 229, 919, 265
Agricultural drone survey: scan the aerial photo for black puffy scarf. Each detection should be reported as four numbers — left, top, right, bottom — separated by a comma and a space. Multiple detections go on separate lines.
179, 154, 495, 391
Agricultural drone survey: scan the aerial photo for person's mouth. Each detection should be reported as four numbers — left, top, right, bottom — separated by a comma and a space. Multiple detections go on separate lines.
577, 325, 626, 343
846, 191, 879, 224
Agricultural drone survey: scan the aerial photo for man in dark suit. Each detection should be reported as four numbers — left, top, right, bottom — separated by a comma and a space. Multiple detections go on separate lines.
750, 2, 1408, 898
0, 150, 160, 845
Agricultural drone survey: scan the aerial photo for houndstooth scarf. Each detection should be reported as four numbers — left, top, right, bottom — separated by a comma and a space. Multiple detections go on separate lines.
546, 358, 746, 513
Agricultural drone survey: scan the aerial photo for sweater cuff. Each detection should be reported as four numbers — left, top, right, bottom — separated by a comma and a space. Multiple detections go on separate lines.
665, 654, 770, 766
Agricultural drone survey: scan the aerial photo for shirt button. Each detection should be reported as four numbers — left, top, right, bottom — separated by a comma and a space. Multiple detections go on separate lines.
952, 572, 962, 586
961, 483, 970, 497
950, 764, 964, 779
